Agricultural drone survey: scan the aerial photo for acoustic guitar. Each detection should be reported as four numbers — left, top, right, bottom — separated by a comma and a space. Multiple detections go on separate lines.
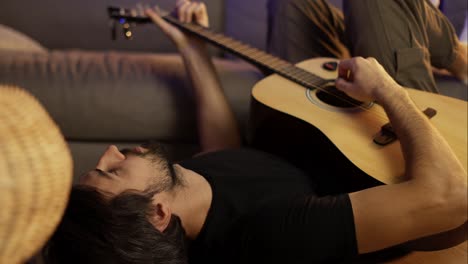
107, 6, 467, 185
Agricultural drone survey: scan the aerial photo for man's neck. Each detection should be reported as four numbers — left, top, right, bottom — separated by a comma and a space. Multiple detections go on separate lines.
170, 164, 213, 239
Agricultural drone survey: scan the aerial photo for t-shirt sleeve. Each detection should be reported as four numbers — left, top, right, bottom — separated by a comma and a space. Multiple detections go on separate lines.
237, 194, 358, 264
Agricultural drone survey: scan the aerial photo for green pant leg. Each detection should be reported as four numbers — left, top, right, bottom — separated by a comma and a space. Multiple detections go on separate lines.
267, 0, 350, 63
344, 0, 458, 93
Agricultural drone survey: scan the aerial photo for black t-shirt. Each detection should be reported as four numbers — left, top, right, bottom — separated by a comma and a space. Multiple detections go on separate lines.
179, 149, 357, 264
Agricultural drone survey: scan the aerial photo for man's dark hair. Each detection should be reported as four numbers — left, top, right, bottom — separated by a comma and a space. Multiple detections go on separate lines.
43, 185, 188, 264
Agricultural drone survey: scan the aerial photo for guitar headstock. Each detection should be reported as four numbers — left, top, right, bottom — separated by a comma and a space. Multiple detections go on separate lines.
107, 6, 169, 40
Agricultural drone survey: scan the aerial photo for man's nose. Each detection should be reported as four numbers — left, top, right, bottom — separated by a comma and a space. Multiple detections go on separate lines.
96, 145, 126, 170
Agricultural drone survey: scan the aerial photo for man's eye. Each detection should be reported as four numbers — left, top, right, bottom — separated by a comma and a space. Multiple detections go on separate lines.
109, 169, 119, 175
95, 169, 107, 177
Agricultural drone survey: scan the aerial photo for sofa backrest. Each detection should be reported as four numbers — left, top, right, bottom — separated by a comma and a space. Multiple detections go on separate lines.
0, 0, 225, 53
1, 0, 465, 54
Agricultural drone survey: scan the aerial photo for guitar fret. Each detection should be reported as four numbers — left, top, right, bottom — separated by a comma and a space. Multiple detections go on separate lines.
225, 41, 246, 51
243, 48, 261, 57
301, 74, 325, 88
250, 52, 271, 62
230, 41, 251, 51
221, 40, 248, 53
262, 56, 281, 65
306, 72, 327, 84
209, 33, 225, 42
265, 59, 290, 71
281, 65, 297, 75
277, 64, 292, 72
225, 40, 248, 50
237, 47, 256, 57
299, 72, 319, 85
307, 77, 327, 87
291, 69, 309, 79
216, 36, 236, 46
214, 35, 249, 52
255, 53, 277, 63
294, 67, 324, 84
273, 66, 319, 89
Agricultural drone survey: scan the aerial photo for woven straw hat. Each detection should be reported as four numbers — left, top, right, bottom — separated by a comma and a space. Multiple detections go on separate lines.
0, 86, 73, 263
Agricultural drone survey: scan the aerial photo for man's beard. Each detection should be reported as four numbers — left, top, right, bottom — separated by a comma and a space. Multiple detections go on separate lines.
120, 141, 182, 194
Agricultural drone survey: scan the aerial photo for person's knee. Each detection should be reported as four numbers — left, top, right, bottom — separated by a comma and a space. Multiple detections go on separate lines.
269, 0, 340, 32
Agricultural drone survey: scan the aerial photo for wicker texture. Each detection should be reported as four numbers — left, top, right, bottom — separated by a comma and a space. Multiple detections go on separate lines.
0, 86, 72, 263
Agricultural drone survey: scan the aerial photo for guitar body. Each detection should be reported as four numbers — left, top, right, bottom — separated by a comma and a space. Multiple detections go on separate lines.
251, 58, 467, 185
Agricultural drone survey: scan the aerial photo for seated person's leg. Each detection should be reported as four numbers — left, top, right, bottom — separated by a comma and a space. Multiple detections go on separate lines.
344, 0, 462, 93
267, 0, 350, 63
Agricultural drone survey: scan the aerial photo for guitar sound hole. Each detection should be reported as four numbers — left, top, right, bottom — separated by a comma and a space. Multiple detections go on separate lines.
316, 85, 363, 108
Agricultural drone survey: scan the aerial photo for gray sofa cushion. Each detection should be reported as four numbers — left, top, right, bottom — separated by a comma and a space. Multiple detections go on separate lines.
0, 50, 262, 142
0, 24, 47, 52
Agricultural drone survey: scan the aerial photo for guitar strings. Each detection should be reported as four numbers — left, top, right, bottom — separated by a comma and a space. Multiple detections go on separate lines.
163, 14, 391, 123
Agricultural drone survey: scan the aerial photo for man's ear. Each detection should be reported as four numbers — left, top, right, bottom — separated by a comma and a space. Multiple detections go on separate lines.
149, 201, 172, 233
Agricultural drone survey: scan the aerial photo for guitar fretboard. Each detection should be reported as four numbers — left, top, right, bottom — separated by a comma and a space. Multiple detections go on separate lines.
163, 15, 329, 90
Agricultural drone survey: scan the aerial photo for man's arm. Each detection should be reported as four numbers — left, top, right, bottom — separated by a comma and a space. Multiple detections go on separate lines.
177, 39, 242, 153
146, 1, 241, 153
335, 57, 467, 254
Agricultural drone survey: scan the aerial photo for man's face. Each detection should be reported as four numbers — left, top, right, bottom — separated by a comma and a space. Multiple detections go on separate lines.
80, 144, 172, 196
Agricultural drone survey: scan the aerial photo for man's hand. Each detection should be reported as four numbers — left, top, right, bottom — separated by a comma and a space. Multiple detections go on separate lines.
335, 57, 402, 103
145, 0, 209, 50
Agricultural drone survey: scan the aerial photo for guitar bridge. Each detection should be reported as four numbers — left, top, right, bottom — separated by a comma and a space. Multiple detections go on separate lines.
373, 107, 437, 146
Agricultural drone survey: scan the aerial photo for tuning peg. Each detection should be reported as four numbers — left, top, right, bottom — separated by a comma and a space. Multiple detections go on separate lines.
122, 22, 133, 40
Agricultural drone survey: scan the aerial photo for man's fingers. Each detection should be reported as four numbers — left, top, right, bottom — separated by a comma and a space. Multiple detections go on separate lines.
185, 2, 200, 23
175, 1, 208, 27
178, 1, 191, 23
146, 0, 207, 49
338, 59, 354, 80
194, 2, 209, 27
145, 8, 170, 34
335, 77, 353, 93
176, 0, 188, 7
195, 3, 205, 17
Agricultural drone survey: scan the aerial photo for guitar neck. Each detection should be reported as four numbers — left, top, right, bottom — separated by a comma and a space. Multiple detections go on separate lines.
164, 16, 329, 89
108, 7, 329, 89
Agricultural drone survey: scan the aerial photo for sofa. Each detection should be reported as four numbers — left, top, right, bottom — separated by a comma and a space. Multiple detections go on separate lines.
0, 0, 466, 182
0, 0, 268, 181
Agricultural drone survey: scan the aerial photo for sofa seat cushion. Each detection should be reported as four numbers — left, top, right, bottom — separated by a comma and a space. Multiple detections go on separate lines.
0, 50, 263, 142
